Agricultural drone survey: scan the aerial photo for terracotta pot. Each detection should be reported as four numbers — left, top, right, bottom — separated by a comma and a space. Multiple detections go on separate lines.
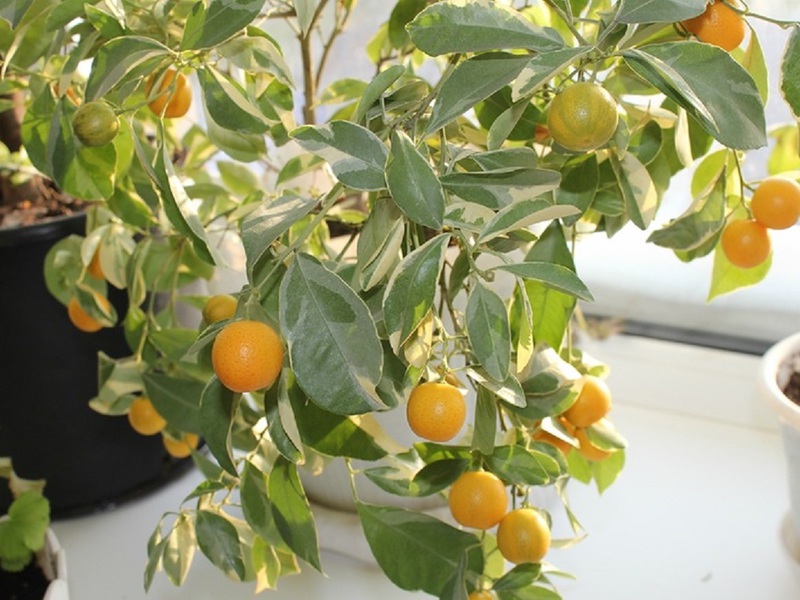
0, 214, 191, 517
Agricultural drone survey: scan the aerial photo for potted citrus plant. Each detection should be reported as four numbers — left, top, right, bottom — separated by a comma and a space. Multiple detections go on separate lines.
2, 0, 799, 597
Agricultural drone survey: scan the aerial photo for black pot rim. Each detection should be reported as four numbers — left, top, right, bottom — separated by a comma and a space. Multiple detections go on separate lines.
0, 212, 86, 248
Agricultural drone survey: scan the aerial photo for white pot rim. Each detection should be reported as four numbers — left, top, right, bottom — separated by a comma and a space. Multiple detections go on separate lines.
761, 331, 800, 430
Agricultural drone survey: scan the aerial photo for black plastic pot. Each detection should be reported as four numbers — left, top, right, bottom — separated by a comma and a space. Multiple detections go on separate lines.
0, 213, 191, 518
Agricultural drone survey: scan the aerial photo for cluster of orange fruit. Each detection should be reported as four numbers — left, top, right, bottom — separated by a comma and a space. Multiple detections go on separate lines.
721, 177, 800, 269
403, 373, 615, 597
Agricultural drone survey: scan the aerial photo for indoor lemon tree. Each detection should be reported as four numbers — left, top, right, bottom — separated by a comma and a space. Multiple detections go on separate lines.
3, 0, 800, 597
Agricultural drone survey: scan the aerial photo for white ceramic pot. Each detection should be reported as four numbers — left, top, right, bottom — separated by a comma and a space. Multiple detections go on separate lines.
760, 331, 800, 566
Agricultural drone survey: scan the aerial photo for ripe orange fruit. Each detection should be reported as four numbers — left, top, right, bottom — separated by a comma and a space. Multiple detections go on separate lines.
497, 508, 551, 564
406, 381, 467, 442
211, 320, 284, 393
67, 294, 110, 333
751, 177, 800, 230
163, 432, 199, 459
720, 218, 771, 269
546, 82, 619, 152
71, 100, 119, 147
146, 68, 192, 118
127, 397, 167, 436
448, 470, 508, 530
563, 375, 612, 428
574, 427, 612, 462
87, 249, 104, 280
680, 0, 745, 52
468, 591, 495, 600
202, 294, 237, 324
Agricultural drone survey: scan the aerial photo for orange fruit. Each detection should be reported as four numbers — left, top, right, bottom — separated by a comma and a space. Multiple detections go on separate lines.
127, 397, 167, 436
71, 100, 119, 147
680, 0, 745, 52
720, 218, 771, 269
448, 470, 508, 530
563, 375, 612, 428
211, 320, 284, 393
469, 592, 496, 600
146, 68, 192, 118
87, 249, 104, 280
574, 427, 612, 462
751, 177, 800, 230
406, 381, 466, 442
202, 294, 238, 324
67, 294, 110, 333
497, 508, 551, 564
546, 82, 619, 152
163, 432, 199, 459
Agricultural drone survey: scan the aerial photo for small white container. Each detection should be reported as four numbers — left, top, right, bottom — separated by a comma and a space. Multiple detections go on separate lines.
760, 331, 800, 566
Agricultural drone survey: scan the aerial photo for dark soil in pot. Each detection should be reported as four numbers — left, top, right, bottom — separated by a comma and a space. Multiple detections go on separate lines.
0, 562, 50, 600
781, 353, 800, 406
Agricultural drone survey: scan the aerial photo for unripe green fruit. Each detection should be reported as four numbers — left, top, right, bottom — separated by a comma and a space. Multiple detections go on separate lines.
72, 101, 119, 147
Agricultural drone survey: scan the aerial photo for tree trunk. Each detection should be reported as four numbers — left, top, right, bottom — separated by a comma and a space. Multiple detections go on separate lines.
0, 90, 44, 214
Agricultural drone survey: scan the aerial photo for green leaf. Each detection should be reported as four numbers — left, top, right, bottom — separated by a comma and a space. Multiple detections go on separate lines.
279, 253, 386, 415
264, 380, 304, 462
199, 377, 238, 476
354, 64, 406, 124
781, 26, 800, 120
623, 42, 766, 150
198, 66, 271, 134
269, 456, 321, 571
523, 223, 577, 352
388, 0, 427, 48
241, 194, 317, 277
181, 0, 267, 50
555, 155, 598, 225
383, 233, 450, 351
138, 130, 219, 265
707, 239, 771, 300
466, 282, 511, 382
163, 513, 196, 587
0, 0, 38, 28
426, 53, 530, 134
7, 491, 49, 552
407, 0, 564, 56
287, 373, 387, 460
616, 0, 706, 23
357, 503, 484, 595
142, 371, 203, 433
293, 0, 319, 36
472, 387, 498, 456
220, 33, 294, 87
276, 153, 325, 186
290, 121, 389, 191
386, 130, 445, 229
477, 199, 577, 245
356, 198, 405, 291
486, 445, 561, 486
85, 36, 169, 100
648, 183, 725, 252
492, 262, 593, 302
611, 152, 658, 229
195, 510, 246, 580
241, 462, 283, 546
467, 368, 526, 409
512, 46, 590, 99
440, 168, 561, 209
